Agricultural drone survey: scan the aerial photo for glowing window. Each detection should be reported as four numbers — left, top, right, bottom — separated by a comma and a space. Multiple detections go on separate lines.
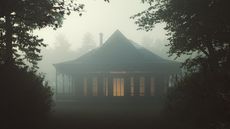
140, 77, 145, 96
113, 78, 124, 96
83, 78, 87, 96
103, 77, 109, 96
150, 77, 155, 96
92, 77, 98, 96
130, 77, 134, 96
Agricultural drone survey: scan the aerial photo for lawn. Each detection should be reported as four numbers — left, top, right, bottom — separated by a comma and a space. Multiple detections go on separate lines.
44, 98, 169, 129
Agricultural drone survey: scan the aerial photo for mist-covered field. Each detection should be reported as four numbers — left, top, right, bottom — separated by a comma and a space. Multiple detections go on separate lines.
44, 99, 167, 129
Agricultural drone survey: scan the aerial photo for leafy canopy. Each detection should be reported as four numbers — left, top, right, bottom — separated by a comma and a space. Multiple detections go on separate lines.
0, 0, 84, 68
132, 0, 230, 72
132, 1, 230, 128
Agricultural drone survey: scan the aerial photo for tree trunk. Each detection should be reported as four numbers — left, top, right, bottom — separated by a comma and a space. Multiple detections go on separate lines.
5, 14, 13, 65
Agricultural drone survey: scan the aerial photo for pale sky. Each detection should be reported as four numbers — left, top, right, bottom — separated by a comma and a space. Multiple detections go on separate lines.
35, 0, 167, 50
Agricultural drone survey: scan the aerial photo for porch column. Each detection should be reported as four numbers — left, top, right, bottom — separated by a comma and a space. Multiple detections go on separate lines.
55, 71, 58, 97
124, 75, 130, 96
145, 75, 151, 97
134, 75, 139, 96
108, 74, 113, 96
72, 75, 75, 96
62, 74, 65, 95
98, 74, 103, 96
88, 76, 92, 96
79, 76, 84, 96
75, 75, 80, 96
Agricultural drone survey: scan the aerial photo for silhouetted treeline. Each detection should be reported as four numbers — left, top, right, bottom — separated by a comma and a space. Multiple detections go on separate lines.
161, 71, 230, 129
38, 33, 97, 85
134, 0, 230, 129
1, 65, 53, 129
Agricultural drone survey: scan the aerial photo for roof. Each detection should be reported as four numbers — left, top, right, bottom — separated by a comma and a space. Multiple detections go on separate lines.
54, 30, 181, 74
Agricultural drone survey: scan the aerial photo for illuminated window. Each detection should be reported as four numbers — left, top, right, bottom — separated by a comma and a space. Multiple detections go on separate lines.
83, 78, 87, 96
113, 78, 124, 96
121, 79, 124, 96
103, 77, 109, 96
92, 77, 98, 96
130, 77, 134, 96
150, 77, 155, 96
140, 77, 145, 96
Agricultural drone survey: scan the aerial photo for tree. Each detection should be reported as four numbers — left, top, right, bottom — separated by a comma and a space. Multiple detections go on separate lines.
132, 0, 230, 73
141, 36, 172, 59
0, 1, 84, 128
0, 0, 84, 68
38, 34, 78, 84
1, 65, 53, 129
132, 1, 230, 128
165, 71, 230, 129
80, 32, 97, 54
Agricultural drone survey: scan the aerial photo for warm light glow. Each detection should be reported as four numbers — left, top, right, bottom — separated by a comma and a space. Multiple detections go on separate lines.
113, 79, 117, 96
130, 77, 134, 96
92, 77, 98, 96
140, 77, 145, 96
113, 78, 124, 96
117, 79, 121, 96
121, 79, 124, 96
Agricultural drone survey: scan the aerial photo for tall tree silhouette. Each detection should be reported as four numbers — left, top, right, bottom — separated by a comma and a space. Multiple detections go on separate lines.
38, 34, 78, 84
0, 1, 84, 128
80, 32, 97, 54
0, 0, 84, 68
132, 0, 230, 72
133, 1, 230, 128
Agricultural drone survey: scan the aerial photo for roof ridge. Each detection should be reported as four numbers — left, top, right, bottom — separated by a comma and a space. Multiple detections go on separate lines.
55, 30, 176, 66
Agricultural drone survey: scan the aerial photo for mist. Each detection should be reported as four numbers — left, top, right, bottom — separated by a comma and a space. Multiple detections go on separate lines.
35, 2, 178, 128
2, 0, 229, 129
38, 33, 174, 87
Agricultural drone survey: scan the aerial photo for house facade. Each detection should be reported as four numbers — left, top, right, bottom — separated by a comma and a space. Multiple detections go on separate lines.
54, 30, 180, 98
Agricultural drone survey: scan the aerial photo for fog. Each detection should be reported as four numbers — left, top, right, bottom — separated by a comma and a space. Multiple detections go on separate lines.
35, 2, 182, 127
36, 0, 167, 49
3, 0, 228, 129
37, 0, 174, 87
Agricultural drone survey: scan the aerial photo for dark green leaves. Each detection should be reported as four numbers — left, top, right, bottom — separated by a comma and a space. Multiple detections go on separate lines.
133, 0, 230, 72
0, 0, 84, 69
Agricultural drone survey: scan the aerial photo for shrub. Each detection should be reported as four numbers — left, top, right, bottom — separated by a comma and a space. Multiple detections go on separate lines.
0, 65, 53, 129
165, 71, 230, 129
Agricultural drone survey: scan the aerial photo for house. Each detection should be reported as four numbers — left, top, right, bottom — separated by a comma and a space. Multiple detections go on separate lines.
53, 30, 180, 99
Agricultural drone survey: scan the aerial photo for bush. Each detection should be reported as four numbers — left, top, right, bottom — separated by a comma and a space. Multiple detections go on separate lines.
0, 65, 53, 129
165, 71, 230, 129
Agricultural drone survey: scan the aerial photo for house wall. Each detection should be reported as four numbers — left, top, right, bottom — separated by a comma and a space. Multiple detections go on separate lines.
55, 72, 170, 98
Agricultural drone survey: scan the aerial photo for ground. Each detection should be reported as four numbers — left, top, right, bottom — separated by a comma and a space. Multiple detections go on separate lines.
43, 97, 169, 129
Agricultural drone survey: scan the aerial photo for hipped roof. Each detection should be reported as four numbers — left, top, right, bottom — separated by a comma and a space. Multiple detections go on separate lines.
54, 30, 180, 74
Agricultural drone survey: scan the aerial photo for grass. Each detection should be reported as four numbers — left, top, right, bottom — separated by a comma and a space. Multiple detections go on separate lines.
43, 98, 168, 129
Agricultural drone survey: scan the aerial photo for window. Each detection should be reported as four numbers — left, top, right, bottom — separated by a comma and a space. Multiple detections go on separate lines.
103, 77, 109, 96
130, 77, 134, 96
83, 77, 87, 96
150, 77, 155, 96
92, 77, 98, 96
113, 78, 124, 96
139, 77, 145, 96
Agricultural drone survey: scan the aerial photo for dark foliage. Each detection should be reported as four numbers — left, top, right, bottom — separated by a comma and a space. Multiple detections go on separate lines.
132, 1, 230, 128
0, 0, 84, 68
0, 65, 53, 129
132, 0, 230, 73
164, 71, 230, 129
